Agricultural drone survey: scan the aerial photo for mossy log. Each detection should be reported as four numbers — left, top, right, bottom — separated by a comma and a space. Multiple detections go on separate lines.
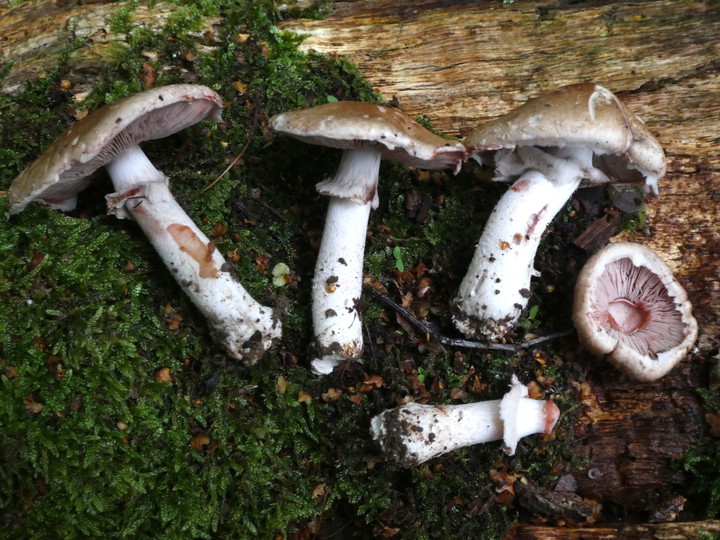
2, 0, 719, 536
0, 0, 222, 95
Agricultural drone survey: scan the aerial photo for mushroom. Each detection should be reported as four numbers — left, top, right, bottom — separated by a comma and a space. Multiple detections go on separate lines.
454, 83, 666, 340
370, 375, 560, 467
7, 84, 281, 363
573, 241, 698, 381
269, 101, 466, 373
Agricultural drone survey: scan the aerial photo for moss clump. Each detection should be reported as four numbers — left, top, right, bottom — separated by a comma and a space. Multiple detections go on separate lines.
0, 1, 371, 535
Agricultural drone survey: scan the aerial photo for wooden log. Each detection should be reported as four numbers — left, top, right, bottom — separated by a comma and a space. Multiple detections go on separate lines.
0, 0, 221, 95
508, 519, 720, 539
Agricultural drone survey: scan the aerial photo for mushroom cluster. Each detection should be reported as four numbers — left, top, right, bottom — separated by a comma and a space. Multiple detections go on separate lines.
8, 82, 698, 468
453, 83, 667, 341
447, 83, 696, 383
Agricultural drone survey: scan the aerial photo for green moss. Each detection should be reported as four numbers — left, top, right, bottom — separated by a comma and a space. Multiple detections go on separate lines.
622, 202, 649, 235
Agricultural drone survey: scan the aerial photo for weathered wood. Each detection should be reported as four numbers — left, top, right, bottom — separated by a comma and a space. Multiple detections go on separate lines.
0, 0, 221, 95
508, 519, 720, 539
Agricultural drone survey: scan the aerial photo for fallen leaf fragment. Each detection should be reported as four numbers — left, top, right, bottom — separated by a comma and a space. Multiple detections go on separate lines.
277, 375, 289, 394
190, 434, 211, 452
311, 483, 327, 500
489, 467, 518, 496
321, 388, 342, 402
706, 412, 720, 437
24, 395, 44, 414
154, 367, 173, 384
211, 221, 228, 238
358, 374, 384, 393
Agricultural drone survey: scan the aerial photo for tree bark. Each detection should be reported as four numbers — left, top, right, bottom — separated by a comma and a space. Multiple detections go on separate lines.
509, 519, 720, 539
0, 0, 221, 95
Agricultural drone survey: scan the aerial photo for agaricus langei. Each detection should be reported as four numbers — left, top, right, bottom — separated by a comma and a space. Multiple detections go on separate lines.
269, 101, 466, 374
7, 84, 281, 363
573, 242, 698, 381
371, 375, 560, 467
454, 83, 667, 340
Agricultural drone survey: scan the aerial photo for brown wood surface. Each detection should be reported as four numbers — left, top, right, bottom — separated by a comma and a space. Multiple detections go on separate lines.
0, 0, 221, 95
509, 519, 720, 539
2, 1, 719, 537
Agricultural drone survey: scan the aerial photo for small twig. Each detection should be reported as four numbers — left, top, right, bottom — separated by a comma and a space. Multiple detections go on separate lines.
369, 286, 573, 353
200, 110, 259, 194
200, 149, 246, 194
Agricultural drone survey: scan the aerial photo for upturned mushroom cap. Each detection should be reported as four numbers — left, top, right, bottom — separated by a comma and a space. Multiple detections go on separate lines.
7, 84, 223, 215
466, 83, 666, 194
573, 242, 698, 381
269, 101, 466, 171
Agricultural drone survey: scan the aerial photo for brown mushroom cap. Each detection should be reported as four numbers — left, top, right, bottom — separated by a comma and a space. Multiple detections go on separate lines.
268, 101, 466, 171
7, 84, 223, 215
466, 83, 666, 193
573, 242, 698, 381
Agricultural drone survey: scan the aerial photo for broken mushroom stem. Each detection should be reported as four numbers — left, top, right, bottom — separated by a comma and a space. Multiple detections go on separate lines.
370, 375, 560, 467
106, 147, 280, 363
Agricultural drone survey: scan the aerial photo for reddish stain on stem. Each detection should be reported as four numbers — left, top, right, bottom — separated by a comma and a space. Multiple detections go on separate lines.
167, 224, 219, 279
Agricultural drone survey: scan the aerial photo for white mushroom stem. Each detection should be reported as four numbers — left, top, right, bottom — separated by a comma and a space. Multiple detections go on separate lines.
105, 145, 281, 363
311, 148, 381, 374
453, 147, 591, 340
311, 198, 371, 371
370, 376, 560, 467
